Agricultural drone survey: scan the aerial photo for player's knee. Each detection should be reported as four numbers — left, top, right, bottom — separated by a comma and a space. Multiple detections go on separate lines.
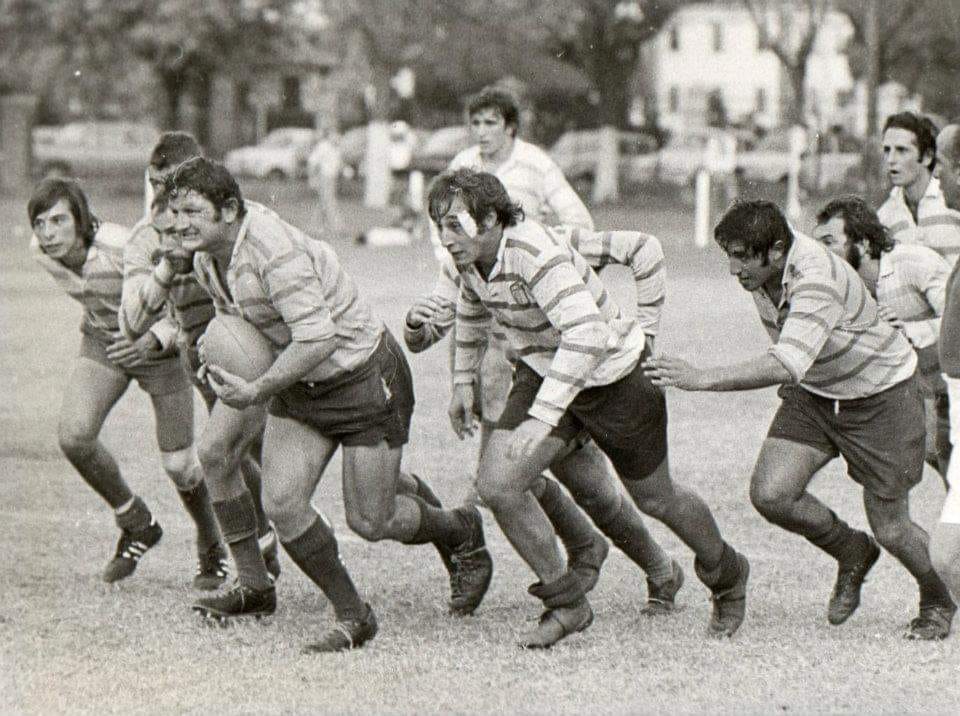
57, 422, 97, 460
198, 433, 245, 479
749, 484, 790, 523
161, 447, 201, 491
262, 488, 308, 534
475, 470, 516, 511
344, 508, 390, 542
870, 518, 909, 551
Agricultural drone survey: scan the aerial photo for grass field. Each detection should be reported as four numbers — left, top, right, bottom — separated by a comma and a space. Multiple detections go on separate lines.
2, 179, 958, 714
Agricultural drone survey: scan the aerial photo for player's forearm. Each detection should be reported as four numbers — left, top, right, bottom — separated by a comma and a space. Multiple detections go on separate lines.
251, 337, 338, 399
695, 353, 794, 391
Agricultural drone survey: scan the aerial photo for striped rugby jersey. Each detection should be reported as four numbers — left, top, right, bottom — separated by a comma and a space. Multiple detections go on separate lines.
754, 233, 917, 400
406, 226, 665, 352
453, 219, 645, 426
120, 217, 216, 351
193, 202, 382, 383
874, 242, 949, 350
30, 222, 173, 365
878, 177, 960, 266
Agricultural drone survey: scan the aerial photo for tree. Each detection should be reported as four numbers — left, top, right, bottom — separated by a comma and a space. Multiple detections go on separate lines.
837, 0, 960, 121
1, 0, 307, 139
512, 0, 684, 202
741, 0, 829, 125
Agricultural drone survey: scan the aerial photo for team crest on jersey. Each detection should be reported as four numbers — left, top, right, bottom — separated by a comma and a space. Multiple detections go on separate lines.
509, 281, 532, 306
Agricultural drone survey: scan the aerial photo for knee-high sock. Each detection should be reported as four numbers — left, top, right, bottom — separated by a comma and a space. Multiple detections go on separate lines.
213, 492, 272, 590
177, 479, 222, 551
282, 515, 366, 621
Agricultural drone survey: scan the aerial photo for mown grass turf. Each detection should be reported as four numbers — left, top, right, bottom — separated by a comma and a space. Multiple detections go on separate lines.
1, 180, 957, 714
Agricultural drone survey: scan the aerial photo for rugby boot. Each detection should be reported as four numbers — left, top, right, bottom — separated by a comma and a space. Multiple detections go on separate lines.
827, 536, 881, 625
447, 507, 494, 616
193, 542, 230, 591
259, 525, 282, 582
703, 552, 750, 637
905, 601, 957, 640
640, 559, 685, 616
102, 519, 163, 583
518, 598, 594, 649
193, 582, 276, 622
521, 570, 592, 648
302, 603, 378, 653
568, 531, 610, 594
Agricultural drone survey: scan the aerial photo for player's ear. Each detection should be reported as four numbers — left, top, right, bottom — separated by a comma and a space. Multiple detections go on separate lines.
482, 210, 498, 231
768, 239, 787, 263
221, 199, 241, 224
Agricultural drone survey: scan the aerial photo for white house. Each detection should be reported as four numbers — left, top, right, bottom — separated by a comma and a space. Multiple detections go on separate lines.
642, 2, 855, 134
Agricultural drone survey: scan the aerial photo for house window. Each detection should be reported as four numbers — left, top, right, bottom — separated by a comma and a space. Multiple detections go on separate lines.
669, 26, 679, 51
756, 87, 767, 113
712, 23, 723, 52
668, 86, 680, 113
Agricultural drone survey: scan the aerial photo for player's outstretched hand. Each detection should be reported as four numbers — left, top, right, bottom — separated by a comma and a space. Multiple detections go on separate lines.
106, 333, 163, 368
406, 295, 455, 329
448, 383, 478, 439
643, 354, 704, 391
507, 418, 552, 462
206, 365, 264, 409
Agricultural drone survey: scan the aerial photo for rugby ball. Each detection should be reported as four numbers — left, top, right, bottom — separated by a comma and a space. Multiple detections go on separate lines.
201, 314, 274, 381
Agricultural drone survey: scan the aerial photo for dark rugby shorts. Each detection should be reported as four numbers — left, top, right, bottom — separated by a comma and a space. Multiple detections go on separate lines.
267, 329, 414, 448
767, 373, 925, 500
496, 352, 667, 480
80, 332, 190, 396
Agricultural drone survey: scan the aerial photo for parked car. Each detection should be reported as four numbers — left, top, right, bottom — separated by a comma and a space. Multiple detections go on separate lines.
656, 130, 719, 186
32, 121, 160, 178
223, 127, 316, 180
550, 129, 659, 189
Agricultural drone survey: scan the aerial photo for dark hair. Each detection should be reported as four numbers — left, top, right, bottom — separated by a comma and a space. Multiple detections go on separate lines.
714, 200, 794, 257
27, 178, 99, 248
883, 112, 939, 170
166, 157, 245, 217
150, 131, 202, 171
816, 195, 893, 260
427, 168, 524, 230
466, 86, 520, 137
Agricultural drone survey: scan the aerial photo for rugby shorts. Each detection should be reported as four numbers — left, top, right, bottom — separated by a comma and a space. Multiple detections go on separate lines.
79, 332, 190, 396
496, 350, 667, 480
767, 373, 925, 500
268, 329, 414, 448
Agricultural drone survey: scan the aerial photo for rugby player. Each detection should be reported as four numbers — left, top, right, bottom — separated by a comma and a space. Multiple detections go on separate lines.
120, 132, 281, 594
878, 112, 960, 266
166, 159, 493, 653
814, 196, 951, 483
410, 87, 680, 604
647, 199, 957, 640
430, 169, 748, 648
27, 177, 221, 587
405, 230, 681, 609
930, 122, 960, 607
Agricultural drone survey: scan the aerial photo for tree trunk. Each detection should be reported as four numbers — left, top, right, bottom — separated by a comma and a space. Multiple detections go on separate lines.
591, 53, 634, 204
158, 69, 184, 130
784, 64, 806, 126
190, 70, 212, 149
863, 0, 882, 201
